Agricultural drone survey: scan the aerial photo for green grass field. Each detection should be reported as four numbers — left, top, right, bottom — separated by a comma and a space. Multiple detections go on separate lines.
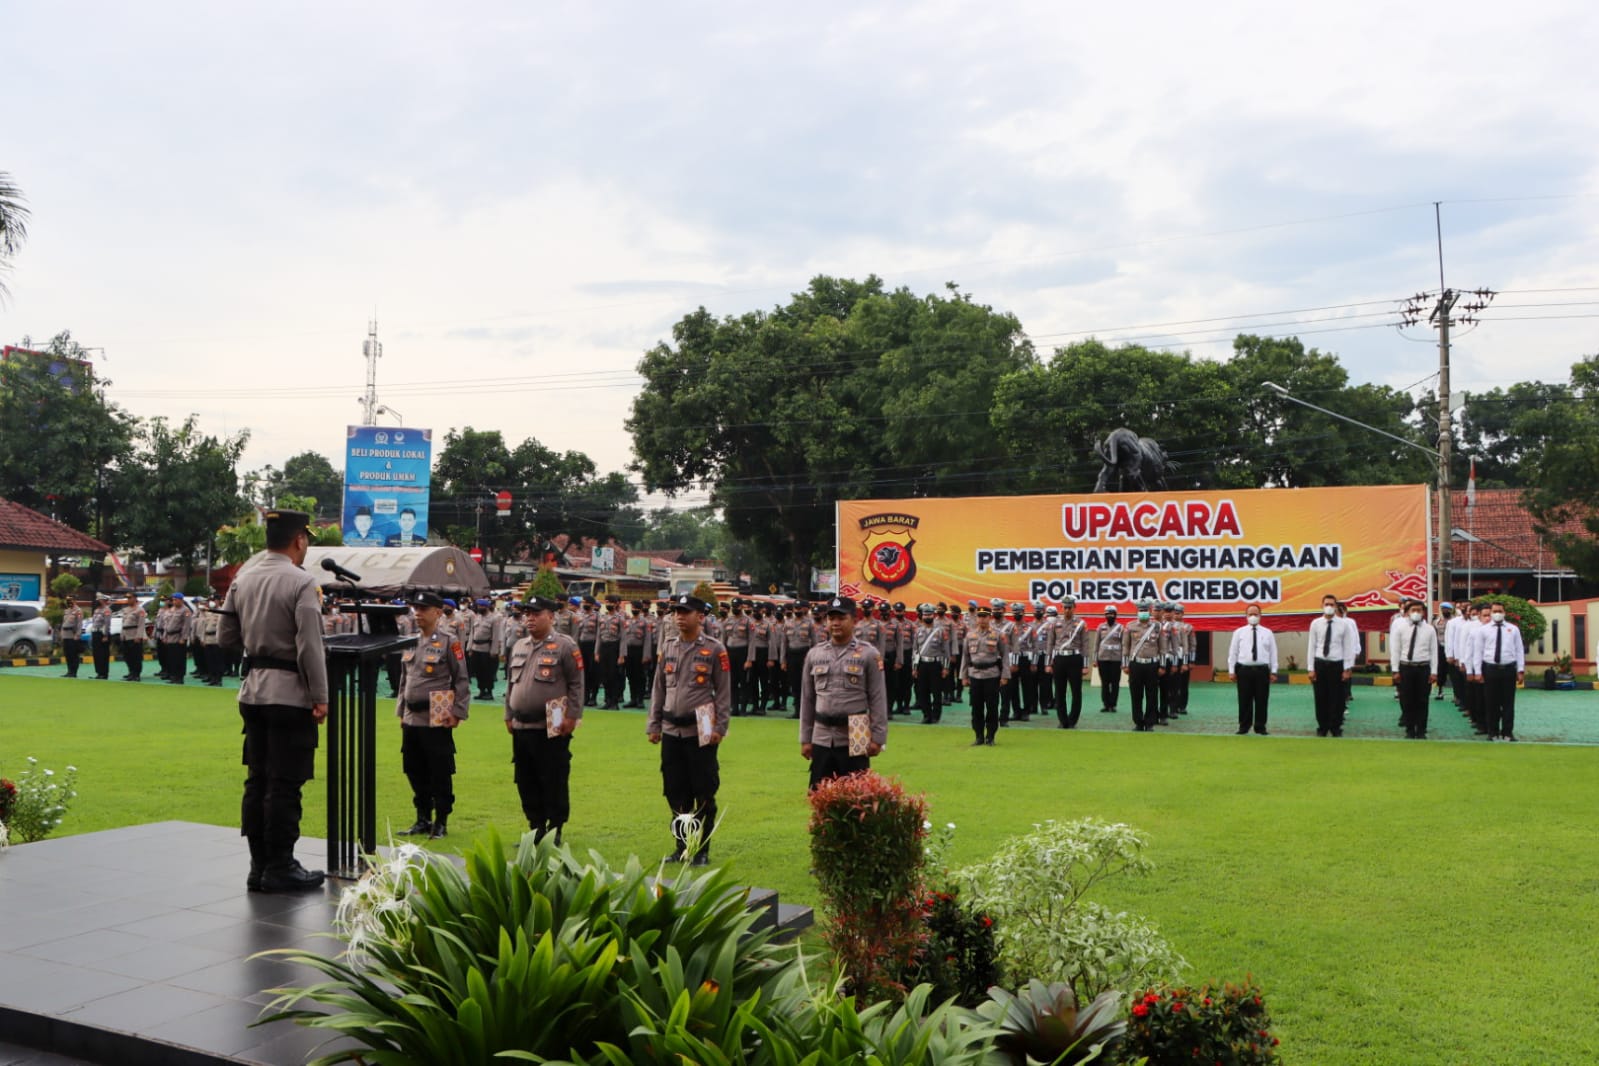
3, 669, 1597, 1064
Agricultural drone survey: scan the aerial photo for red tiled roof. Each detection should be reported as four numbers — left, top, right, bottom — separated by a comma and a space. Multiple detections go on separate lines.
0, 497, 110, 554
1438, 488, 1588, 572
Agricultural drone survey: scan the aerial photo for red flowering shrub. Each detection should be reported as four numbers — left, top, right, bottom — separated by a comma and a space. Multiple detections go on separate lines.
0, 778, 16, 824
1120, 977, 1281, 1065
807, 771, 929, 1003
893, 887, 1000, 1007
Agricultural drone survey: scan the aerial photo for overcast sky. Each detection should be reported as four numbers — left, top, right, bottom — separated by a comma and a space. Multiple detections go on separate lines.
7, 1, 1597, 505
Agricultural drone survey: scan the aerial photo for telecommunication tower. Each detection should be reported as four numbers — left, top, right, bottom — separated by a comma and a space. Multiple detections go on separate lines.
359, 318, 382, 425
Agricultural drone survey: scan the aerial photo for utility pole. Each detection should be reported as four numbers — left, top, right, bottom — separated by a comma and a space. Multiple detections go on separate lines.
1399, 203, 1495, 607
359, 318, 382, 426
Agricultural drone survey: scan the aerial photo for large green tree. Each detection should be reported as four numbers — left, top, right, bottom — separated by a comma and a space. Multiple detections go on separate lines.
1452, 381, 1578, 489
280, 451, 343, 521
1523, 355, 1599, 583
0, 331, 136, 537
112, 416, 249, 569
430, 428, 640, 571
628, 276, 1034, 589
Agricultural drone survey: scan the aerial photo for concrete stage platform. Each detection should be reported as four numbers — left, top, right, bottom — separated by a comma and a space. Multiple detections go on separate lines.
0, 822, 811, 1065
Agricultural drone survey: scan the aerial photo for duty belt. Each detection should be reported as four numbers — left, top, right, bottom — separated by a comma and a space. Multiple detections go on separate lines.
1132, 657, 1159, 664
250, 655, 300, 672
814, 713, 851, 726
666, 713, 698, 726
405, 699, 431, 712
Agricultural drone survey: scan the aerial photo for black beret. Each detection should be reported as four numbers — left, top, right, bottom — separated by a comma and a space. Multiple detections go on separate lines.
263, 509, 311, 535
410, 591, 446, 609
522, 596, 561, 612
671, 593, 710, 613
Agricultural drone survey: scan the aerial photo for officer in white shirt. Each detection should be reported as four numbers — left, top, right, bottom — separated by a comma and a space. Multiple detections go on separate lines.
1226, 605, 1277, 735
1392, 601, 1441, 738
1307, 595, 1356, 737
1440, 602, 1468, 708
1467, 601, 1525, 741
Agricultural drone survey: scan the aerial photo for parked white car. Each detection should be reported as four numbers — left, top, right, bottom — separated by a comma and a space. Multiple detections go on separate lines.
0, 601, 55, 657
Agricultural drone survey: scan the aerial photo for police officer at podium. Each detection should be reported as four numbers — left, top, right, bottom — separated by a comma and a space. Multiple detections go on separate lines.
218, 508, 328, 893
396, 591, 470, 839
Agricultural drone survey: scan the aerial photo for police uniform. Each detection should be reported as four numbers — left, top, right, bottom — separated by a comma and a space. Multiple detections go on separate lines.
1016, 606, 1044, 720
505, 596, 587, 840
945, 607, 967, 703
647, 593, 732, 864
596, 597, 626, 708
216, 509, 329, 893
396, 591, 471, 837
466, 600, 501, 700
799, 597, 888, 790
781, 608, 815, 716
1095, 610, 1125, 712
200, 600, 225, 685
119, 599, 147, 680
910, 606, 950, 724
890, 604, 915, 713
1121, 601, 1164, 731
747, 608, 774, 714
722, 600, 754, 715
998, 603, 1024, 723
576, 602, 601, 705
1173, 606, 1195, 714
89, 599, 113, 679
1047, 601, 1090, 728
622, 601, 654, 708
960, 607, 1011, 744
59, 601, 84, 677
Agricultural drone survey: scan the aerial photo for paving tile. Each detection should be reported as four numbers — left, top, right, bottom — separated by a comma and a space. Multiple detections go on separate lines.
62, 982, 232, 1033
0, 957, 142, 1013
15, 930, 159, 968
141, 998, 284, 1058
108, 908, 242, 943
87, 941, 240, 982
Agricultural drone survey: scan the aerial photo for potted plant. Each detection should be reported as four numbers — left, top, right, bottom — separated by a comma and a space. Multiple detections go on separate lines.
1555, 653, 1575, 689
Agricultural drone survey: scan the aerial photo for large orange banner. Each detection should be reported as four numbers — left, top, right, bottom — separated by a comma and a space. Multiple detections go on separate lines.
837, 486, 1430, 627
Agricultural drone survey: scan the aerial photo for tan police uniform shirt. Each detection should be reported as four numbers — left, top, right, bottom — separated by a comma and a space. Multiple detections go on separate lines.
218, 551, 329, 708
799, 637, 889, 749
396, 628, 471, 727
504, 631, 585, 732
120, 604, 147, 641
647, 633, 733, 739
959, 626, 1012, 682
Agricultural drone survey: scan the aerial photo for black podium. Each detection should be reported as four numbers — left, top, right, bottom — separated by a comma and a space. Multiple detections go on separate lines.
323, 603, 415, 879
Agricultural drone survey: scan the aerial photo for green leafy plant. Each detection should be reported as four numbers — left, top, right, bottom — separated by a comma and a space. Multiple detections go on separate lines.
808, 770, 930, 1004
1120, 979, 1281, 1065
0, 758, 78, 843
979, 980, 1126, 1065
958, 819, 1186, 1001
896, 887, 1000, 1008
691, 580, 719, 608
528, 564, 565, 601
1465, 594, 1547, 646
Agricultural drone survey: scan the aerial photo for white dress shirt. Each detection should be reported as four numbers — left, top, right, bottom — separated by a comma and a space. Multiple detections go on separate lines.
1467, 620, 1525, 674
1390, 617, 1441, 674
1307, 614, 1356, 669
1227, 622, 1278, 673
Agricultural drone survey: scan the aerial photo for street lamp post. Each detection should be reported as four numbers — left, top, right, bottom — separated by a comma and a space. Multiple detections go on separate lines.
1262, 381, 1453, 605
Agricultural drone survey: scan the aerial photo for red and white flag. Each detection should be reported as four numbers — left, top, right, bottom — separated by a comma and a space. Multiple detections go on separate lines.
1466, 458, 1477, 508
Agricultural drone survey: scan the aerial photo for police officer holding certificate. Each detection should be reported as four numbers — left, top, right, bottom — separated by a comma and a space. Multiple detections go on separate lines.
396, 591, 470, 839
800, 597, 888, 789
504, 595, 586, 843
647, 593, 732, 865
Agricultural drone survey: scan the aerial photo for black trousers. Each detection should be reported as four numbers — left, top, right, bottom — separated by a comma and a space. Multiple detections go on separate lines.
240, 702, 318, 856
1001, 660, 1022, 720
1052, 655, 1084, 727
1156, 662, 1171, 717
1128, 662, 1160, 728
969, 675, 1001, 740
946, 651, 963, 700
580, 640, 599, 704
512, 729, 572, 834
469, 650, 497, 697
1449, 660, 1466, 706
808, 744, 869, 791
204, 644, 225, 684
725, 646, 748, 710
1397, 664, 1432, 736
624, 646, 648, 705
1482, 665, 1518, 737
121, 638, 144, 679
1312, 659, 1345, 735
748, 651, 769, 708
1018, 659, 1039, 717
1176, 665, 1191, 710
661, 733, 719, 854
63, 638, 83, 676
1234, 664, 1271, 733
916, 660, 944, 722
163, 642, 186, 683
598, 641, 622, 706
402, 725, 457, 819
1097, 658, 1121, 710
1467, 677, 1487, 732
91, 634, 111, 678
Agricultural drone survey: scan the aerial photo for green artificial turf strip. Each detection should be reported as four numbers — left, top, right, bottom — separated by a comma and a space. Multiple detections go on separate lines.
3, 672, 1597, 1064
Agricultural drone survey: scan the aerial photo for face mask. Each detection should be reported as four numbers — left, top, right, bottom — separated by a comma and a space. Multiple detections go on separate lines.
1248, 615, 1260, 627
1137, 611, 1150, 621
1105, 614, 1116, 622
1492, 612, 1505, 623
1410, 612, 1423, 622
1323, 605, 1336, 617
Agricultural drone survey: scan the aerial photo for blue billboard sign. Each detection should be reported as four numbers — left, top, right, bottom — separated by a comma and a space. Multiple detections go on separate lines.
342, 426, 433, 547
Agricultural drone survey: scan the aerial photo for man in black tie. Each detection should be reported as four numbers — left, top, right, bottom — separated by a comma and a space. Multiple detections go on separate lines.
1468, 602, 1525, 741
1307, 595, 1353, 737
1226, 606, 1277, 735
1392, 601, 1441, 738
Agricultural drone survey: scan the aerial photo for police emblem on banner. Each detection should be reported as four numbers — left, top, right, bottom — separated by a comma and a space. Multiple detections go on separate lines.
859, 512, 920, 591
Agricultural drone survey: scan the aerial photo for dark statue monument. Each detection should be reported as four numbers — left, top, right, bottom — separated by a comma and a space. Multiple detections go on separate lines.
1093, 428, 1174, 493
